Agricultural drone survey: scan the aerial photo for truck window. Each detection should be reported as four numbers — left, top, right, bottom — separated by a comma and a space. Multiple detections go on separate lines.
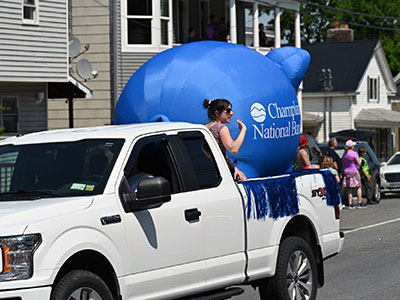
0, 139, 124, 200
126, 139, 181, 193
180, 137, 221, 189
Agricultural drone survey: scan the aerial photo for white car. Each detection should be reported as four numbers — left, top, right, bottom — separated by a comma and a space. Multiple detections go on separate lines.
380, 151, 400, 197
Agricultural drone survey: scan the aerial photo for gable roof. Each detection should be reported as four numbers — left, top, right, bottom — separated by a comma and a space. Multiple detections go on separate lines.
302, 39, 379, 93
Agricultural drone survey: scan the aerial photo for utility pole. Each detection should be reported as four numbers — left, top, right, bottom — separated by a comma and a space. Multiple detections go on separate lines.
321, 68, 333, 142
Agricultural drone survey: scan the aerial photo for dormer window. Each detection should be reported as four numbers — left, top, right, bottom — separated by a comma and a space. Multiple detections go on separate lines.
368, 76, 380, 102
22, 0, 39, 24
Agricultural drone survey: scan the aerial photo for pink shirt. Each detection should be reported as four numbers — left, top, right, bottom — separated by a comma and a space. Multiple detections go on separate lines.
342, 150, 359, 174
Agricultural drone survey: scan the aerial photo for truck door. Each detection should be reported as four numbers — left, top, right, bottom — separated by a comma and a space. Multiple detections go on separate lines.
118, 134, 206, 299
174, 131, 246, 287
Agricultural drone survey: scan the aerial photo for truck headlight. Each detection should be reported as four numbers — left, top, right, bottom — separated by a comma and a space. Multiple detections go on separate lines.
0, 234, 41, 281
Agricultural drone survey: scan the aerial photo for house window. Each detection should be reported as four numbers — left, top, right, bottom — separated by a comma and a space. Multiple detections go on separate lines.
123, 0, 172, 51
22, 0, 39, 24
368, 76, 379, 102
160, 0, 170, 45
0, 97, 18, 133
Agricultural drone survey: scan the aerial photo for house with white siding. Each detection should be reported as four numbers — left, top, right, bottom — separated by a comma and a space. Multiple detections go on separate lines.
302, 39, 400, 160
0, 0, 91, 135
49, 0, 303, 129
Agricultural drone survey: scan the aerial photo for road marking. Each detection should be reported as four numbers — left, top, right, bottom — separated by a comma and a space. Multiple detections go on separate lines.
343, 217, 400, 234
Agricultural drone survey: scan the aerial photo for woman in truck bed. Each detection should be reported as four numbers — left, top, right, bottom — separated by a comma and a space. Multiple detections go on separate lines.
203, 98, 247, 181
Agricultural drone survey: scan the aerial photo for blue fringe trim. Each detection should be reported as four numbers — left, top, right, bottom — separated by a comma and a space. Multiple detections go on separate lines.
242, 169, 342, 220
242, 175, 299, 220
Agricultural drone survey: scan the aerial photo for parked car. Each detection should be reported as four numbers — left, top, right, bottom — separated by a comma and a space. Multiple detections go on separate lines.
380, 151, 400, 197
319, 141, 381, 204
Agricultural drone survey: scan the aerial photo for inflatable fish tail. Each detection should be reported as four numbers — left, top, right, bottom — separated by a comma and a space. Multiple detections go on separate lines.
266, 47, 310, 90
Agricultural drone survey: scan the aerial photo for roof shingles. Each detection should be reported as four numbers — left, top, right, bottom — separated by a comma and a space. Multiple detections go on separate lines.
302, 40, 378, 93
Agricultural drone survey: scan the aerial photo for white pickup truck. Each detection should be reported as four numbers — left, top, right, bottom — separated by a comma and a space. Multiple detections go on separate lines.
0, 122, 344, 300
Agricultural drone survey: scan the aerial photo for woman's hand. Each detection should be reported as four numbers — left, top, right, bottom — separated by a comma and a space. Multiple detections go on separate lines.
237, 119, 246, 131
234, 167, 247, 182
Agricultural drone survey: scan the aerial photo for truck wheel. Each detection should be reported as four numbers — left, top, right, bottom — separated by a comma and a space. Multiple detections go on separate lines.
371, 179, 381, 204
259, 237, 318, 300
51, 270, 114, 300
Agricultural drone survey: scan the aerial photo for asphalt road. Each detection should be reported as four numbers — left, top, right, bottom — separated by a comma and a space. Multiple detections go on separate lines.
237, 194, 400, 300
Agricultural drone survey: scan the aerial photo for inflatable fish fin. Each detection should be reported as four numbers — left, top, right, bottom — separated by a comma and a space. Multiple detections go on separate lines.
150, 114, 170, 122
266, 47, 310, 90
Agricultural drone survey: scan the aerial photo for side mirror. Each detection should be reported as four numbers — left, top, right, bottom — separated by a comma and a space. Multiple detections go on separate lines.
123, 176, 171, 211
380, 162, 387, 167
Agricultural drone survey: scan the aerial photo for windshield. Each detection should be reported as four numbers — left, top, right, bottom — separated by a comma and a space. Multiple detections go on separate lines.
388, 154, 400, 165
0, 139, 124, 200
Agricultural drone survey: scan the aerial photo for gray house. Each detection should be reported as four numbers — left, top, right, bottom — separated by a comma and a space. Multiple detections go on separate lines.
0, 0, 91, 135
49, 0, 303, 129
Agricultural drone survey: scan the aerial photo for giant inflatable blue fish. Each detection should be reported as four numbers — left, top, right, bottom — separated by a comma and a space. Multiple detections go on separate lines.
114, 41, 310, 178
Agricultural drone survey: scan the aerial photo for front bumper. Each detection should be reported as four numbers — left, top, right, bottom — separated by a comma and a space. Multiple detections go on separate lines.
380, 181, 400, 193
0, 285, 51, 300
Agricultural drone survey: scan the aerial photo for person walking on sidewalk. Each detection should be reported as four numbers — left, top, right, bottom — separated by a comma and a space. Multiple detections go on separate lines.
342, 140, 366, 209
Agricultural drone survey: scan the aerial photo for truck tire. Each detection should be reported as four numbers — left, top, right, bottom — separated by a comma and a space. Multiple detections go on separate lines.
371, 179, 381, 204
259, 237, 318, 300
51, 270, 114, 300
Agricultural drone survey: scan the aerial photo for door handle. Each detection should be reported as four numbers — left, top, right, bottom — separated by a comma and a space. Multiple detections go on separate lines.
185, 208, 201, 221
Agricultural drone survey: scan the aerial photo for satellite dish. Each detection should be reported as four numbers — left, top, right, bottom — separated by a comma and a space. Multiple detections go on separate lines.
69, 36, 81, 58
76, 59, 93, 80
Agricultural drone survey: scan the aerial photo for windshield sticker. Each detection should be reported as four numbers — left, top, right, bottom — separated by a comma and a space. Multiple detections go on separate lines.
71, 183, 87, 191
85, 185, 95, 191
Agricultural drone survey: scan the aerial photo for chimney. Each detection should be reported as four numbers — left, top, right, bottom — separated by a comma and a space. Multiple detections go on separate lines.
327, 22, 353, 42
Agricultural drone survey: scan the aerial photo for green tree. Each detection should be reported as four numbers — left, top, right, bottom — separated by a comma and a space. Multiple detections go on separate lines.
278, 0, 400, 75
276, 0, 330, 43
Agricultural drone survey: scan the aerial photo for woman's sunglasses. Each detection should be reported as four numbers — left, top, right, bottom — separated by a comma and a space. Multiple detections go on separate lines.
224, 108, 232, 114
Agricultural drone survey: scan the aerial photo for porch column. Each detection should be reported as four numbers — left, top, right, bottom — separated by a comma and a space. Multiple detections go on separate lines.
274, 7, 281, 48
295, 10, 301, 48
230, 0, 237, 43
253, 2, 259, 48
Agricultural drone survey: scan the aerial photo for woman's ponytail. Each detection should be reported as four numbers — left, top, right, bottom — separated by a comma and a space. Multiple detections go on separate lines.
203, 99, 211, 109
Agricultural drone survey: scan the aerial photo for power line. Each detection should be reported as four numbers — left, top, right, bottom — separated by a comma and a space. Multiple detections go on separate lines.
262, 1, 400, 32
321, 15, 399, 32
296, 0, 400, 21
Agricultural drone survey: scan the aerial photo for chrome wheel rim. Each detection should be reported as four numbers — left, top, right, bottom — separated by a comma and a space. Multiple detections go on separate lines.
287, 250, 313, 300
68, 287, 103, 300
374, 182, 380, 201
